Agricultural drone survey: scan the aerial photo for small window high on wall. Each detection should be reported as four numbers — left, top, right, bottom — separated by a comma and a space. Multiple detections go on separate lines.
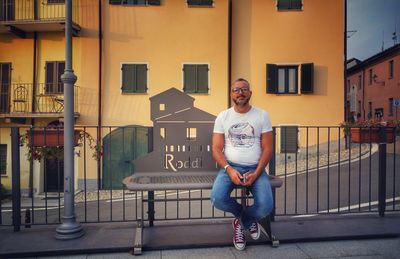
187, 0, 213, 7
109, 0, 161, 5
277, 0, 303, 11
266, 63, 313, 94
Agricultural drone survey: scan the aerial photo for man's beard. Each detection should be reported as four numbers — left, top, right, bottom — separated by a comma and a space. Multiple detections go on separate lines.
233, 96, 250, 106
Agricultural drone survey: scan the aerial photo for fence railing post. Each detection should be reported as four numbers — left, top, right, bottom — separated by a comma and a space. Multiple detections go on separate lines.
378, 127, 387, 217
269, 127, 277, 221
11, 127, 21, 232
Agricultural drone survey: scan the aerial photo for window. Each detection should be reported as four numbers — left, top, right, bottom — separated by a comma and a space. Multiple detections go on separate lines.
0, 145, 6, 175
183, 64, 209, 93
280, 126, 298, 153
375, 108, 383, 118
186, 128, 197, 141
267, 63, 313, 94
121, 64, 148, 93
109, 0, 161, 5
48, 0, 65, 4
389, 98, 394, 116
369, 69, 373, 85
389, 60, 394, 79
277, 0, 302, 11
368, 102, 372, 119
358, 75, 362, 90
358, 100, 361, 115
45, 61, 65, 94
187, 0, 213, 7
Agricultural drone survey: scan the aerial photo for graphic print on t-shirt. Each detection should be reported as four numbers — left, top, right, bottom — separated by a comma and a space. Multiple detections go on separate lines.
228, 122, 255, 148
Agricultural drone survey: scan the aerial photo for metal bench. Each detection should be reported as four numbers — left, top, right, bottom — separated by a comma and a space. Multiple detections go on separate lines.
123, 171, 283, 255
121, 88, 283, 254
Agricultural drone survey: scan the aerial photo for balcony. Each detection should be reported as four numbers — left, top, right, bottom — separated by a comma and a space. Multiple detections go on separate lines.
0, 0, 81, 37
0, 83, 79, 118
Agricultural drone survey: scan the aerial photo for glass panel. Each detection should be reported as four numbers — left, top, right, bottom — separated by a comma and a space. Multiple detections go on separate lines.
278, 68, 285, 93
288, 68, 296, 93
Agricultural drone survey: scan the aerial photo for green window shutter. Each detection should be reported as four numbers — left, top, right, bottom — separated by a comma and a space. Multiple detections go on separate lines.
301, 63, 313, 93
278, 0, 302, 10
197, 65, 209, 93
266, 64, 278, 93
45, 62, 55, 94
136, 64, 147, 93
57, 61, 65, 94
183, 65, 196, 93
0, 144, 6, 175
109, 0, 123, 4
280, 126, 298, 153
122, 64, 136, 93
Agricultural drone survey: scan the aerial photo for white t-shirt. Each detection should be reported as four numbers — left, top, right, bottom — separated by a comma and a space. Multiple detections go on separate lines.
213, 106, 272, 166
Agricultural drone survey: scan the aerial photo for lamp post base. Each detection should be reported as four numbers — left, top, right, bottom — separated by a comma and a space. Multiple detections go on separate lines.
55, 221, 84, 240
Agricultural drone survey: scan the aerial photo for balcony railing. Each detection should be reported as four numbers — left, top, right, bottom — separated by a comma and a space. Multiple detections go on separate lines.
0, 0, 80, 34
0, 83, 79, 115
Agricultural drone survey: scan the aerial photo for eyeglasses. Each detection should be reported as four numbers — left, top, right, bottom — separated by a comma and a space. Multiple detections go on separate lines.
231, 88, 250, 94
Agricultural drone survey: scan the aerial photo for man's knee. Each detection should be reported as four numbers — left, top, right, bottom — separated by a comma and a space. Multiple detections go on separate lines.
255, 199, 273, 218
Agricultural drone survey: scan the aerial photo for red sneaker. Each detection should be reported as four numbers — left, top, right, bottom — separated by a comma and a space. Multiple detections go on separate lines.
249, 222, 260, 240
232, 218, 246, 250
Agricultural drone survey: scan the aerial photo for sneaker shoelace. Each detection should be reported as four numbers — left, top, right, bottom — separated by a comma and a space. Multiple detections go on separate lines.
249, 223, 257, 233
234, 222, 245, 243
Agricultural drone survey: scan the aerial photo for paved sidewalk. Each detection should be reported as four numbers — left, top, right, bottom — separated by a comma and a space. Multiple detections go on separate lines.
34, 237, 400, 258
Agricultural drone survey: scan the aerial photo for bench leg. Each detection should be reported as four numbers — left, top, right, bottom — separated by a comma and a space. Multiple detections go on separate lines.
258, 215, 279, 247
131, 218, 143, 255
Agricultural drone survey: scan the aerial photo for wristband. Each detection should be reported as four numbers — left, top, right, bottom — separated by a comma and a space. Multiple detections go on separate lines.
224, 164, 230, 170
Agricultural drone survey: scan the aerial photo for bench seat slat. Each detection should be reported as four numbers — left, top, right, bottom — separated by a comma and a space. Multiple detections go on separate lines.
123, 171, 283, 191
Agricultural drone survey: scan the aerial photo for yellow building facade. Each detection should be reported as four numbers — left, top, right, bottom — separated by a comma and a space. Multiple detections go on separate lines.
0, 0, 344, 192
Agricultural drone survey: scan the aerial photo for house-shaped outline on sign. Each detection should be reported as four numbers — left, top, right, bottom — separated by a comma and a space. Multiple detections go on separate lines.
134, 88, 217, 172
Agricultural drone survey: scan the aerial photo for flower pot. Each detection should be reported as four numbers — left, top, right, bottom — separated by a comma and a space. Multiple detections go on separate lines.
350, 127, 396, 143
27, 129, 81, 147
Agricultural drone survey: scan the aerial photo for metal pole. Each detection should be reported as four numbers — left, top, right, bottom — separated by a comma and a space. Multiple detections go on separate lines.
11, 128, 21, 232
378, 127, 387, 217
55, 0, 84, 239
269, 127, 276, 221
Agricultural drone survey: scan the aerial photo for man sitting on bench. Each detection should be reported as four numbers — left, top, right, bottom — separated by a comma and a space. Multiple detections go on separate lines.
211, 78, 274, 251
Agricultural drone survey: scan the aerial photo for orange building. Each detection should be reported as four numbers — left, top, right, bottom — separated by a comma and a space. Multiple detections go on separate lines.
0, 0, 345, 192
346, 44, 400, 121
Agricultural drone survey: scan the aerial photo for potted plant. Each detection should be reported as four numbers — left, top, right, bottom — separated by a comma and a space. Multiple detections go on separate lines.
340, 119, 399, 143
26, 128, 81, 147
20, 129, 102, 162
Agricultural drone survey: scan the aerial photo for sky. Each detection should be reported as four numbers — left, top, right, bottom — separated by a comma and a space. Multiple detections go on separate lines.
347, 0, 400, 61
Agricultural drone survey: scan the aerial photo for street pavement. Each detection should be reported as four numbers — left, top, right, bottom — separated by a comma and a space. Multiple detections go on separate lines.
30, 237, 400, 258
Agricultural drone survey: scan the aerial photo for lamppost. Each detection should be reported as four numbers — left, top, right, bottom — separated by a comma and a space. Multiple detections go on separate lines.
55, 0, 84, 240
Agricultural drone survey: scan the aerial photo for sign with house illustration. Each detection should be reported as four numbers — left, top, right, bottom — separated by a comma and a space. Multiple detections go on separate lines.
133, 88, 218, 172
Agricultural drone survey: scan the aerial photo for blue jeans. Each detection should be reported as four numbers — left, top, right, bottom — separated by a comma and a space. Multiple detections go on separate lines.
210, 162, 273, 229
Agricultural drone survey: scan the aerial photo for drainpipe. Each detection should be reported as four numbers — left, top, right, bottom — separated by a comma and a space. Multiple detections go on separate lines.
97, 0, 102, 189
344, 0, 347, 122
28, 32, 38, 198
228, 0, 232, 108
362, 68, 365, 119
55, 0, 84, 240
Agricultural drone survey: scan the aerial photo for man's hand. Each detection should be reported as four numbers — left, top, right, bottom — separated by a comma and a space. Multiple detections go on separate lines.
226, 167, 244, 186
242, 171, 259, 186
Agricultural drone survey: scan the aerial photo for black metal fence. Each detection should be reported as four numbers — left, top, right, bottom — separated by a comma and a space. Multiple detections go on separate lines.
0, 125, 398, 229
0, 0, 79, 24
